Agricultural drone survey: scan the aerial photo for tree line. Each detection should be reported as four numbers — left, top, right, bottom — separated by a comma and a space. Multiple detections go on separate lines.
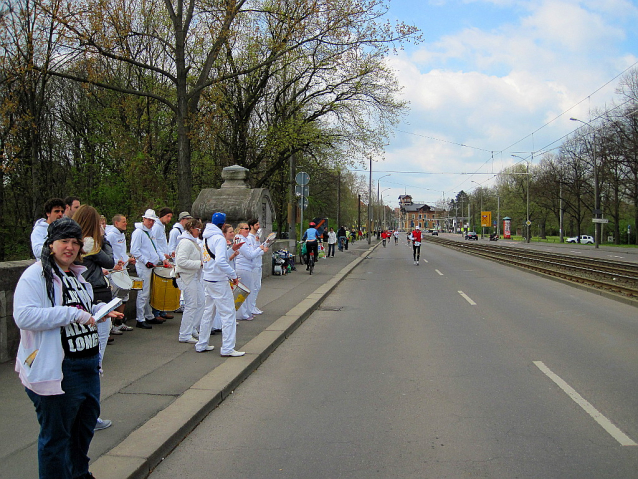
450, 68, 638, 244
0, 0, 419, 260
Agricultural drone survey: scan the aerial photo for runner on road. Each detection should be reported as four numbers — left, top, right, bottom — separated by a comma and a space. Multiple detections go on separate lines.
411, 225, 422, 265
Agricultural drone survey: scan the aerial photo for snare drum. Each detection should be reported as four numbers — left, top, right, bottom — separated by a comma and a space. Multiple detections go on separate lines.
232, 281, 251, 311
110, 270, 133, 290
150, 266, 180, 311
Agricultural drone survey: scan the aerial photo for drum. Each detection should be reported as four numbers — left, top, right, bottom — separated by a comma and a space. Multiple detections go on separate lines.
131, 277, 144, 290
150, 267, 181, 311
110, 270, 133, 290
232, 281, 251, 311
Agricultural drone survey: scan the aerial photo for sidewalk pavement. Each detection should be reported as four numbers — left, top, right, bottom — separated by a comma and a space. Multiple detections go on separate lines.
0, 239, 379, 479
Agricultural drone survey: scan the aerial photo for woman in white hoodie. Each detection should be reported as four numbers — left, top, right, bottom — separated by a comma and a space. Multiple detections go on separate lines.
174, 219, 204, 343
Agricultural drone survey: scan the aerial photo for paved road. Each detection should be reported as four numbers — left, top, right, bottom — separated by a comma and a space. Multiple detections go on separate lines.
150, 240, 638, 478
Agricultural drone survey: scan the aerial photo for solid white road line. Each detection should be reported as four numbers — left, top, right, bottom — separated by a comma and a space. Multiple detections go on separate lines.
458, 291, 476, 305
534, 361, 637, 447
435, 269, 444, 276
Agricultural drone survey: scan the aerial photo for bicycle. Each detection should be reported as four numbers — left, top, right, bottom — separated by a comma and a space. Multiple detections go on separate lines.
298, 240, 316, 275
307, 248, 315, 275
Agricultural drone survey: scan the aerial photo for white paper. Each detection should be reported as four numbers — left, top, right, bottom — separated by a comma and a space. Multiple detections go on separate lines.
94, 297, 123, 321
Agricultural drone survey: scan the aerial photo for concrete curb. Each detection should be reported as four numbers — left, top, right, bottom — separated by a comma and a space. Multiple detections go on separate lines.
90, 243, 379, 478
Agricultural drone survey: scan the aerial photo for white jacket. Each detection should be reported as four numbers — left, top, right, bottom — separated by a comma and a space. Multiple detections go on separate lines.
30, 218, 49, 259
14, 262, 98, 396
105, 224, 128, 263
328, 231, 337, 245
152, 222, 169, 257
168, 223, 184, 256
202, 223, 237, 282
235, 234, 263, 271
174, 231, 202, 285
130, 222, 162, 265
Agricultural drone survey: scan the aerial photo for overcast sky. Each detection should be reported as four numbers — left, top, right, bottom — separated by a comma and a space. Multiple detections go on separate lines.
365, 0, 638, 208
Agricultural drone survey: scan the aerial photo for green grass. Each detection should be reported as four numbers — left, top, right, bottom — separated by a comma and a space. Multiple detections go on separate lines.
508, 235, 638, 247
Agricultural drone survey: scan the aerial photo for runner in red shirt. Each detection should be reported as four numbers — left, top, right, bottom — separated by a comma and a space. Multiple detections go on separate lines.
411, 226, 422, 265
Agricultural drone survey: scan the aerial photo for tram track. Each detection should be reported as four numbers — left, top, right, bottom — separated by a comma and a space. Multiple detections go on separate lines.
424, 236, 638, 303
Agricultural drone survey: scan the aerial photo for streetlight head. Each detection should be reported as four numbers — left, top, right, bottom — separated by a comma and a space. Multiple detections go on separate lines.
569, 117, 578, 121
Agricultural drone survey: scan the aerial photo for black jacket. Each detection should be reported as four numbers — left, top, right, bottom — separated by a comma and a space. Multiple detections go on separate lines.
80, 237, 114, 302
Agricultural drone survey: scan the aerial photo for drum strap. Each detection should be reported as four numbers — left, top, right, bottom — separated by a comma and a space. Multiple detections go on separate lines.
204, 238, 216, 260
143, 230, 158, 253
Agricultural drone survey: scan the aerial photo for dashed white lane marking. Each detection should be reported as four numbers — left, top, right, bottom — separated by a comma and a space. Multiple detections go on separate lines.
458, 291, 476, 305
435, 269, 444, 276
534, 361, 637, 446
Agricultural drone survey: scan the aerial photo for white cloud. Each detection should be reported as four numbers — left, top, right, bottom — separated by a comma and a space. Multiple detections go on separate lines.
378, 0, 638, 207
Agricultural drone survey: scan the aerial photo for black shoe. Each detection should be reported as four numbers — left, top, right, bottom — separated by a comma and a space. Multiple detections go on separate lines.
146, 317, 165, 324
136, 321, 152, 329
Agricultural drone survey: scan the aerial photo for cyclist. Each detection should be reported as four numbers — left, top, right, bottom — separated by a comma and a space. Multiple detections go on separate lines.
302, 222, 320, 270
393, 230, 399, 244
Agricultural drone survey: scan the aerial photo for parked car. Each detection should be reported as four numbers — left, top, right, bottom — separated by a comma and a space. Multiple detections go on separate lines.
465, 231, 478, 240
566, 235, 594, 244
432, 230, 439, 236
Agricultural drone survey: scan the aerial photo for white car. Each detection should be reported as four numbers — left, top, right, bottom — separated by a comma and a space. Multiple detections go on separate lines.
566, 235, 594, 244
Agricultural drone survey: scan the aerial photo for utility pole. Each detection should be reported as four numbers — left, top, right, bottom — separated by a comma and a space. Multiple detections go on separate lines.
367, 158, 372, 244
337, 171, 341, 228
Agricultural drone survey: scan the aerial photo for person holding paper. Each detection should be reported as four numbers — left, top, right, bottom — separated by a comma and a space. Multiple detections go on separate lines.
13, 217, 123, 479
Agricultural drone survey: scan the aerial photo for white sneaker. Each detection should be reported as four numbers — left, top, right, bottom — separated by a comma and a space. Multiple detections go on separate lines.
221, 350, 245, 357
191, 331, 199, 339
253, 308, 263, 315
416, 261, 419, 265
179, 338, 197, 344
94, 417, 112, 431
196, 345, 215, 353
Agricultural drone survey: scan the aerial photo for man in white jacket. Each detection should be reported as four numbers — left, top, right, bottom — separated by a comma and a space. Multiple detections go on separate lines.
130, 209, 166, 329
105, 214, 136, 332
168, 211, 192, 256
235, 222, 267, 321
30, 198, 65, 258
196, 212, 245, 356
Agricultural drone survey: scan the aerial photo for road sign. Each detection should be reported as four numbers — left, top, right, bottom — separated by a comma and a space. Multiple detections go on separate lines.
298, 197, 309, 209
526, 220, 532, 226
295, 185, 309, 197
481, 211, 491, 228
295, 171, 310, 186
592, 218, 609, 223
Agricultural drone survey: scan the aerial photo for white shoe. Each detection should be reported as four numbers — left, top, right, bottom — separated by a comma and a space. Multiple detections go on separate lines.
94, 417, 112, 431
191, 331, 199, 339
221, 350, 245, 357
196, 345, 215, 353
416, 261, 419, 265
179, 338, 197, 344
253, 308, 263, 315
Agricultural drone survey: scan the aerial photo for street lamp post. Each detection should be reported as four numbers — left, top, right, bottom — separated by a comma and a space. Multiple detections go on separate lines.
471, 181, 484, 238
570, 117, 600, 249
380, 188, 391, 229
376, 174, 391, 234
512, 155, 531, 243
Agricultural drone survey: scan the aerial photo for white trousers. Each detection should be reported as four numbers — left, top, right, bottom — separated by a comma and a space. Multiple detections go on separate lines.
197, 280, 237, 354
97, 318, 112, 367
235, 268, 255, 320
251, 267, 262, 313
176, 276, 204, 341
134, 265, 154, 322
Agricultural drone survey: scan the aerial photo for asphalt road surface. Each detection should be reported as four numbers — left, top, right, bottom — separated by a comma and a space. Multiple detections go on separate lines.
150, 241, 638, 478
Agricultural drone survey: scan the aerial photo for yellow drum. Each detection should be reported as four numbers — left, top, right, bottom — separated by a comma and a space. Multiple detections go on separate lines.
150, 267, 180, 311
232, 281, 251, 311
131, 277, 144, 290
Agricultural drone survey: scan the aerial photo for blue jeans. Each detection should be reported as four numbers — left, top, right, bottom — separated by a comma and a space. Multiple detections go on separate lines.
26, 355, 100, 479
338, 236, 345, 251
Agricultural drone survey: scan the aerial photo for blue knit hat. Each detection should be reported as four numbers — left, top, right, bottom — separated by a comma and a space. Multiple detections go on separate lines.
211, 212, 226, 226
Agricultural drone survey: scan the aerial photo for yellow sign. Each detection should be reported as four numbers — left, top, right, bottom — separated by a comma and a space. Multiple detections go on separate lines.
481, 211, 492, 228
